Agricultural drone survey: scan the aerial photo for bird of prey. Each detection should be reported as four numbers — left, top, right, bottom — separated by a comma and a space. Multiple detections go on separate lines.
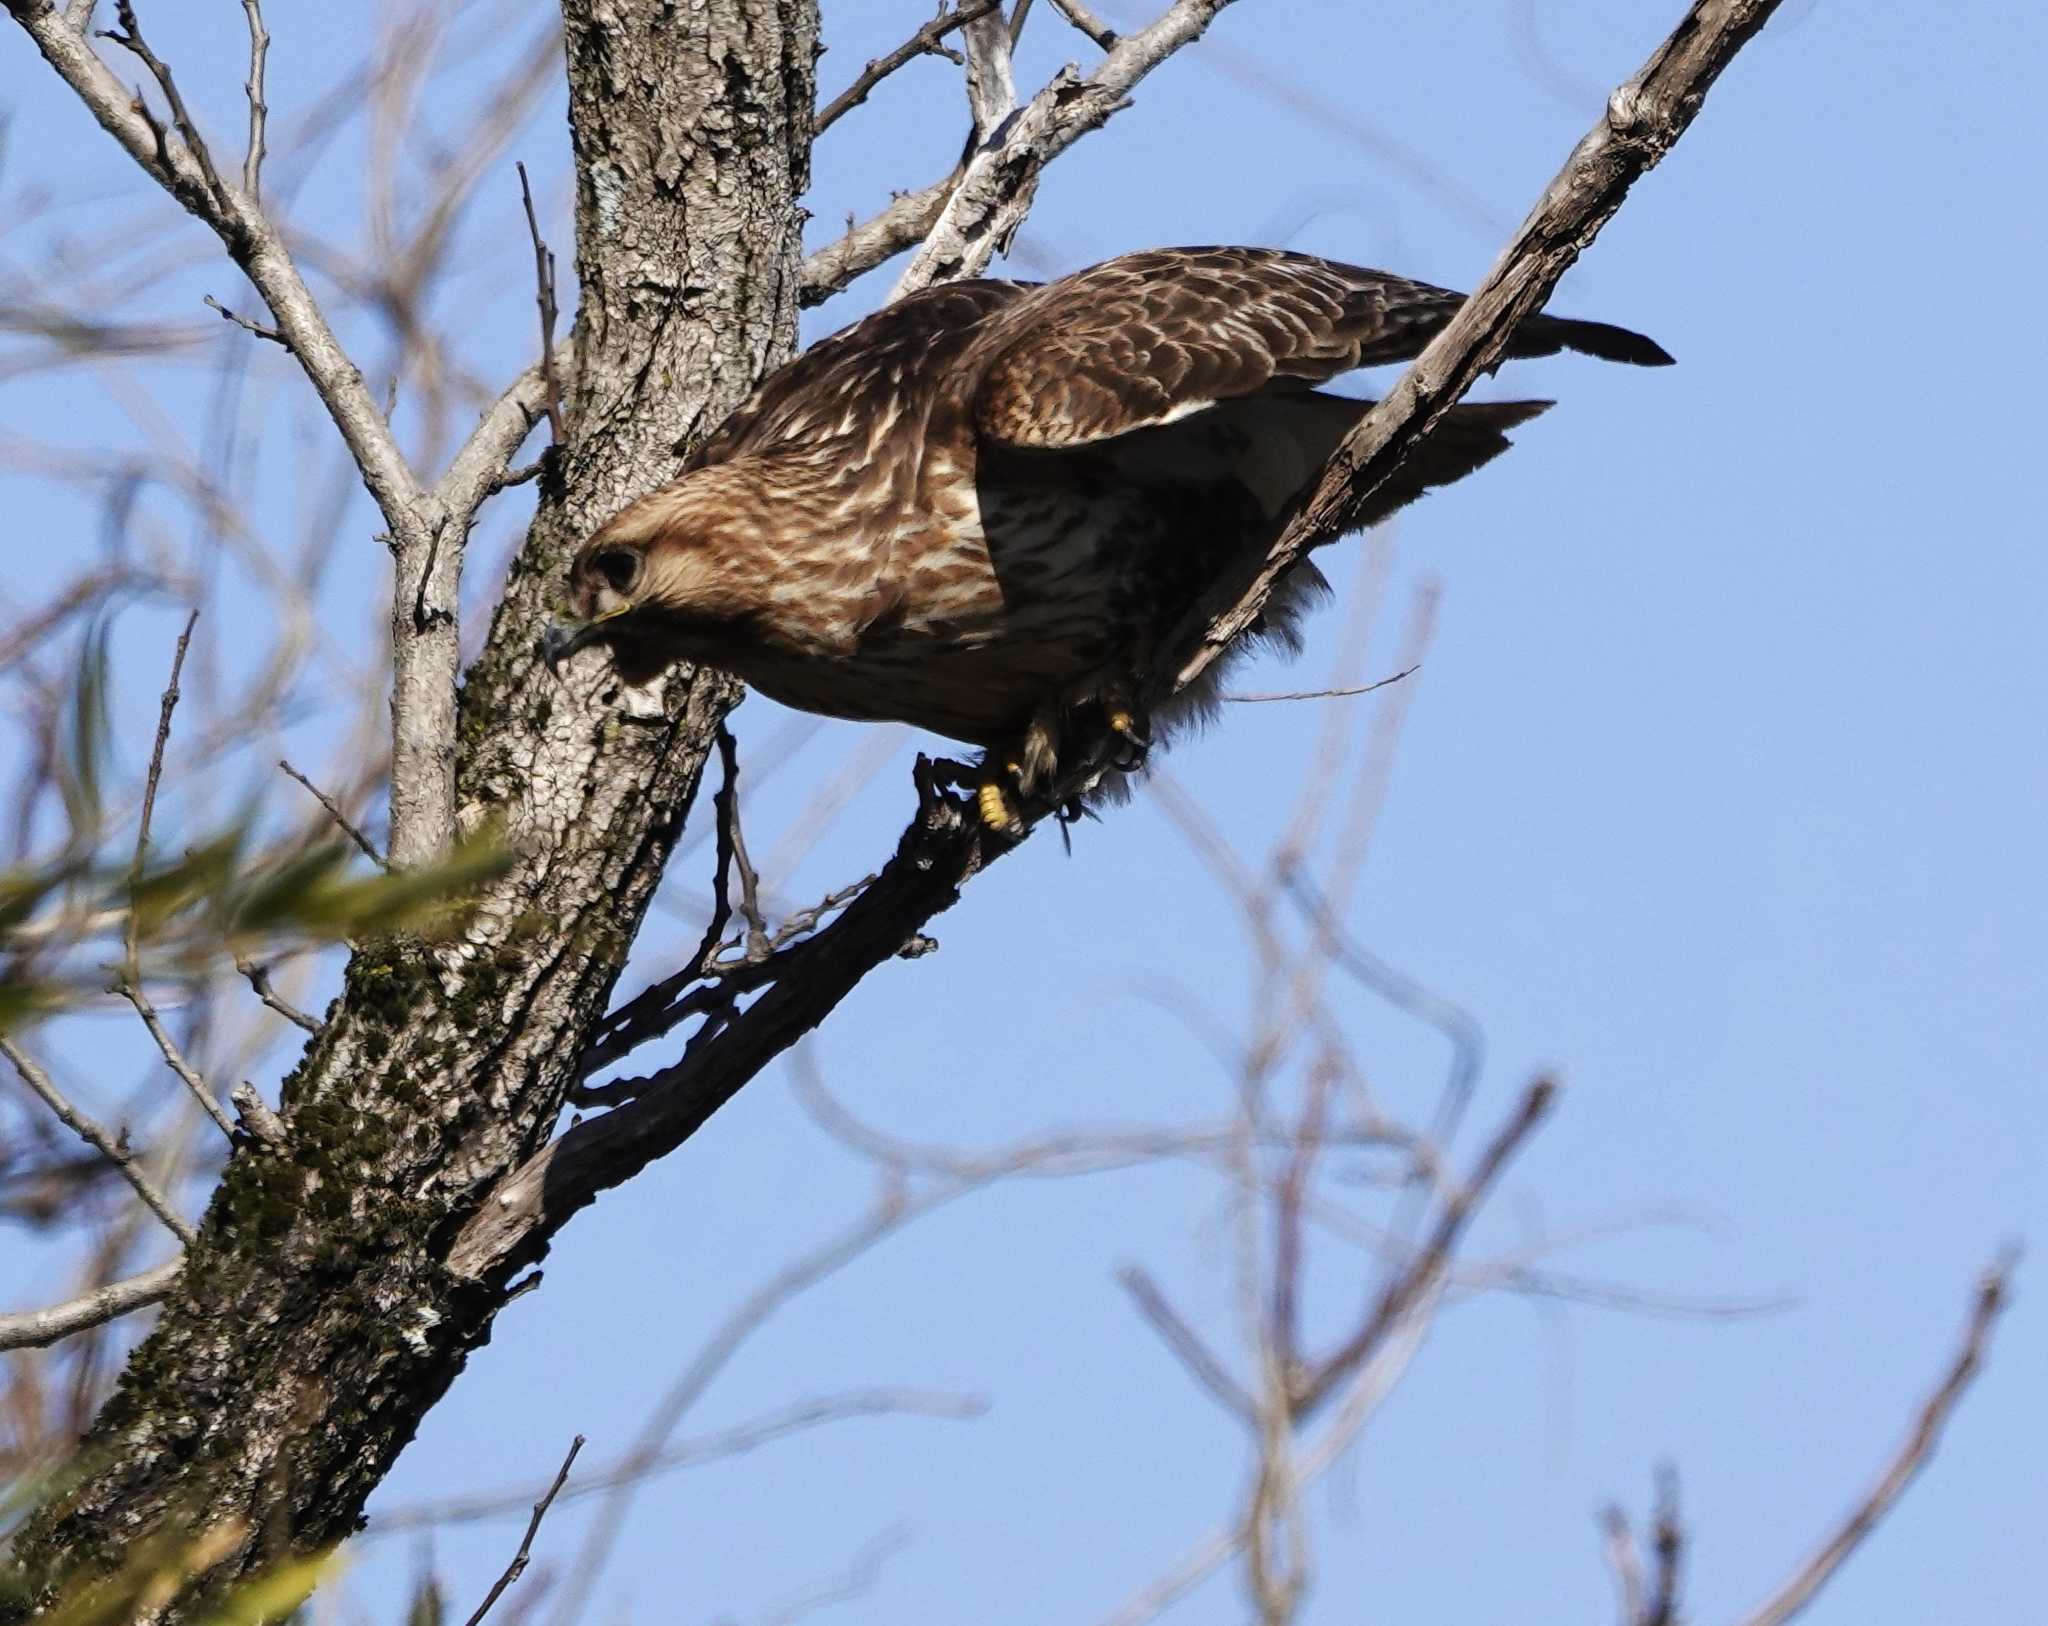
543, 247, 1670, 833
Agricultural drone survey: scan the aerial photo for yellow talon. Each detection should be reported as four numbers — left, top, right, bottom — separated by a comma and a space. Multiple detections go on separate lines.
977, 779, 1025, 838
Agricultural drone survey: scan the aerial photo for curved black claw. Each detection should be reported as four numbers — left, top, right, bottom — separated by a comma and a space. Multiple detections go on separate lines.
1105, 708, 1152, 774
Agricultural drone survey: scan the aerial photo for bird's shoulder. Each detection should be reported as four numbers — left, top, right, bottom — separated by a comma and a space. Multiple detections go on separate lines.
683, 279, 1035, 470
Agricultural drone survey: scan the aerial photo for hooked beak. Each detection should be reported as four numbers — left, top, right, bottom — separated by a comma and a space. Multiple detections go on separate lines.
540, 601, 632, 677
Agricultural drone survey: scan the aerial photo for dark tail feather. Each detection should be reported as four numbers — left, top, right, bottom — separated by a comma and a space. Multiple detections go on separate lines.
1512, 314, 1675, 367
1349, 398, 1552, 528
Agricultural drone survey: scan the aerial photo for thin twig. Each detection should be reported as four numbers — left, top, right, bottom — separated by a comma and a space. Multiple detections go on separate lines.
1225, 665, 1419, 704
515, 162, 563, 445
460, 1434, 585, 1626
127, 607, 199, 959
0, 1258, 183, 1353
280, 757, 387, 868
1, 1036, 196, 1245
720, 727, 770, 960
490, 460, 543, 493
1295, 1077, 1556, 1414
1117, 1265, 1255, 1421
109, 607, 238, 1140
1643, 1467, 1683, 1626
116, 981, 238, 1141
238, 0, 268, 199
203, 294, 286, 346
1733, 1254, 2018, 1626
1601, 1506, 1646, 1626
99, 1, 232, 212
232, 954, 322, 1034
372, 1390, 984, 1531
814, 1, 1003, 135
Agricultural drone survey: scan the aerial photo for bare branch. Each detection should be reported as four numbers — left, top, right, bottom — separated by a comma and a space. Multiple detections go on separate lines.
515, 163, 564, 446
459, 1434, 584, 1626
1117, 1265, 1255, 1421
126, 607, 198, 930
814, 0, 1003, 135
434, 365, 548, 522
201, 293, 284, 345
238, 0, 268, 199
114, 982, 238, 1142
1224, 666, 1418, 704
891, 0, 1244, 298
959, 5, 1019, 144
1733, 1254, 2018, 1626
98, 2, 232, 212
232, 955, 321, 1034
280, 757, 387, 869
800, 172, 961, 307
373, 1390, 985, 1531
0, 1258, 183, 1353
1047, 0, 1117, 47
7, 0, 481, 869
1, 1036, 197, 1245
1296, 1077, 1555, 1414
1601, 1505, 1646, 1626
1644, 1467, 1683, 1626
757, 1529, 910, 1626
1168, 0, 1789, 700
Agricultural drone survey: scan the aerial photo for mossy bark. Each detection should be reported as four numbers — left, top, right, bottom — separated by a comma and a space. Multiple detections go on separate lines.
3, 2, 819, 1614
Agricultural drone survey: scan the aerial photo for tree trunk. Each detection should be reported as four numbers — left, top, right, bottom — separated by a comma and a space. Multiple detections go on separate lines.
3, 1, 817, 1612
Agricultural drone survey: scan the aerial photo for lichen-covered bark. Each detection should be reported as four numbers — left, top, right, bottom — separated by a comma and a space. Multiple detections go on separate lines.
2, 2, 818, 1613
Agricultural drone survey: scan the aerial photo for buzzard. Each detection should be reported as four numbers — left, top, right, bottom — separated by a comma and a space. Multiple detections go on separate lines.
543, 247, 1670, 833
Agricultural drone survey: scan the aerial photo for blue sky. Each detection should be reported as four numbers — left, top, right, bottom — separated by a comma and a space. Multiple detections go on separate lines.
3, 1, 2041, 1622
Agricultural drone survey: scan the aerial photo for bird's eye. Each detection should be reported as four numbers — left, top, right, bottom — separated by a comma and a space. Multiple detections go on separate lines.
592, 548, 640, 595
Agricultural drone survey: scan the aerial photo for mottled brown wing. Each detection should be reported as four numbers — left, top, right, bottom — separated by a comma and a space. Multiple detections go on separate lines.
682, 278, 1033, 469
967, 246, 1670, 451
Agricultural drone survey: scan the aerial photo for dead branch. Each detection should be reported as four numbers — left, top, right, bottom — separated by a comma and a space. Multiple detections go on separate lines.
279, 758, 387, 868
7, 0, 546, 869
1295, 1077, 1554, 1414
891, 0, 1243, 298
0, 1259, 183, 1353
371, 1390, 985, 1531
1047, 0, 1117, 48
1224, 665, 1418, 704
112, 983, 237, 1142
1732, 1255, 2017, 1626
231, 956, 321, 1034
1117, 1265, 1255, 1421
458, 1433, 583, 1626
238, 0, 268, 199
0, 1036, 196, 1245
1168, 0, 1788, 699
515, 163, 563, 445
800, 171, 961, 307
814, 1, 1003, 135
200, 294, 284, 345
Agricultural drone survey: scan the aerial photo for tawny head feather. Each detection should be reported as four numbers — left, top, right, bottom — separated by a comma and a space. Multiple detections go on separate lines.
550, 466, 782, 678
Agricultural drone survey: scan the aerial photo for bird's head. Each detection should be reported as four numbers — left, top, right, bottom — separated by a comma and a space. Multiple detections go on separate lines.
541, 476, 754, 677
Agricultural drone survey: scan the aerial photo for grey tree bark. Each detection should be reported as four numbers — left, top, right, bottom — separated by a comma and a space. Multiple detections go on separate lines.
2, 0, 815, 1611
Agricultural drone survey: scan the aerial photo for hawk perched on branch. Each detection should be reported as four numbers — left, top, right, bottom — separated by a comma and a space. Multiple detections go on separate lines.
544, 247, 1670, 832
